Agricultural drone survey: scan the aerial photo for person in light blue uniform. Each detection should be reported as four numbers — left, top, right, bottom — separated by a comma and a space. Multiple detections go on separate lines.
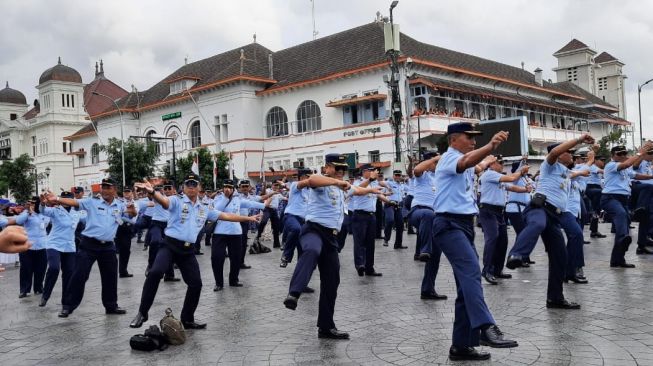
383, 170, 407, 249
478, 157, 530, 285
280, 169, 312, 267
585, 154, 607, 238
506, 136, 595, 311
634, 154, 653, 244
255, 182, 283, 248
130, 173, 259, 329
283, 154, 382, 340
211, 179, 266, 291
39, 191, 79, 307
408, 150, 447, 301
147, 182, 178, 281
73, 187, 86, 250
505, 161, 534, 266
237, 180, 261, 269
135, 194, 154, 248
43, 177, 137, 318
631, 152, 653, 251
560, 165, 590, 284
431, 123, 517, 361
15, 198, 49, 298
403, 172, 416, 235
600, 144, 653, 267
115, 188, 137, 278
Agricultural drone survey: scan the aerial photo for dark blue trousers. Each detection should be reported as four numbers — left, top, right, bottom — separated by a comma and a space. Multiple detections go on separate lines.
288, 222, 340, 330
351, 211, 376, 271
383, 205, 404, 246
239, 222, 249, 266
282, 214, 305, 262
478, 207, 508, 276
409, 207, 443, 294
432, 215, 495, 347
42, 249, 76, 304
147, 222, 174, 277
257, 207, 281, 247
559, 212, 584, 277
135, 215, 152, 242
19, 249, 47, 294
585, 184, 602, 233
601, 194, 632, 265
507, 207, 567, 302
336, 211, 352, 252
138, 244, 202, 323
63, 240, 119, 313
211, 234, 242, 287
116, 223, 133, 275
506, 211, 526, 234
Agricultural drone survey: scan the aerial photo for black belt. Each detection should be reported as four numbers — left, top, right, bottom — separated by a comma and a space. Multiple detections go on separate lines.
81, 235, 113, 245
353, 210, 375, 216
305, 221, 338, 236
436, 212, 475, 222
151, 220, 167, 228
165, 236, 195, 254
412, 205, 433, 211
479, 203, 504, 213
586, 184, 602, 189
542, 201, 563, 215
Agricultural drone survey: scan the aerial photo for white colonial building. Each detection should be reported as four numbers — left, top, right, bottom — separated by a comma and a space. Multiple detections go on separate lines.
65, 22, 632, 188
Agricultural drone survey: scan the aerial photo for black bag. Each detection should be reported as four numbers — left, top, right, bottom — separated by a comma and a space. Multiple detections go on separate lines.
130, 325, 168, 352
249, 238, 271, 254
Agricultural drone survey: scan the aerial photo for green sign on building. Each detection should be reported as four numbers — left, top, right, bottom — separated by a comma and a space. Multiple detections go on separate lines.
162, 111, 182, 121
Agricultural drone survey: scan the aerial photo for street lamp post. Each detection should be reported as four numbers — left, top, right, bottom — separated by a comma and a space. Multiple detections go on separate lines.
130, 135, 176, 178
638, 78, 653, 143
44, 167, 51, 190
33, 167, 38, 194
92, 91, 126, 188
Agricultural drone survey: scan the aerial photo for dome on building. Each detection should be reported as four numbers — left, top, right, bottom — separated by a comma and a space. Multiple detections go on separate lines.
0, 82, 27, 105
39, 57, 82, 85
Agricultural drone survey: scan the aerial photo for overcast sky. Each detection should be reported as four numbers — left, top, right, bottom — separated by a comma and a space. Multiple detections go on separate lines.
2, 0, 653, 140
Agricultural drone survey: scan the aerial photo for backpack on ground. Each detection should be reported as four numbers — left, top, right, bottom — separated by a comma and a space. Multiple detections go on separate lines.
160, 308, 186, 345
129, 325, 168, 352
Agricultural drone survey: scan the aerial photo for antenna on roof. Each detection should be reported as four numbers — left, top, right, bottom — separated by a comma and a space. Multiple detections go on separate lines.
240, 49, 245, 75
311, 0, 318, 40
521, 61, 525, 70
184, 56, 188, 65
253, 33, 257, 44
268, 54, 274, 80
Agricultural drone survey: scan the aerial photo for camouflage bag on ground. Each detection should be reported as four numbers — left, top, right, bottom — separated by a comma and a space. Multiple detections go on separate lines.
160, 308, 186, 345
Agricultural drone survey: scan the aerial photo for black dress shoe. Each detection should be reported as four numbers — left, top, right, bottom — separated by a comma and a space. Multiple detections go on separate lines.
564, 276, 588, 284
505, 256, 523, 270
164, 276, 181, 282
142, 245, 148, 251
393, 245, 408, 249
194, 251, 204, 255
229, 282, 244, 287
480, 325, 518, 348
365, 270, 382, 276
318, 328, 350, 339
58, 309, 71, 318
636, 246, 653, 255
521, 261, 530, 268
633, 207, 647, 222
590, 232, 607, 238
106, 307, 127, 315
130, 312, 148, 328
482, 273, 498, 285
583, 240, 591, 245
38, 298, 47, 307
240, 264, 251, 269
418, 253, 431, 262
449, 346, 491, 361
34, 290, 42, 295
546, 299, 581, 309
280, 258, 288, 268
283, 295, 298, 310
119, 273, 134, 278
302, 286, 315, 294
421, 292, 447, 300
525, 258, 535, 264
495, 272, 512, 279
356, 267, 365, 277
18, 293, 28, 298
213, 285, 223, 292
182, 321, 207, 329
413, 254, 420, 261
610, 262, 636, 268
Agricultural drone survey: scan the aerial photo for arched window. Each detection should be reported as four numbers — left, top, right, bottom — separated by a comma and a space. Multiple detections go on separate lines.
91, 143, 99, 165
266, 107, 288, 137
296, 100, 321, 133
145, 130, 161, 155
190, 121, 201, 148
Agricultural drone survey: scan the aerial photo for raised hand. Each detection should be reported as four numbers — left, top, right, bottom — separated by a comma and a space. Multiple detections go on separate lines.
134, 180, 154, 193
579, 133, 595, 145
482, 155, 497, 166
490, 131, 509, 149
250, 213, 263, 223
0, 226, 31, 254
338, 180, 352, 191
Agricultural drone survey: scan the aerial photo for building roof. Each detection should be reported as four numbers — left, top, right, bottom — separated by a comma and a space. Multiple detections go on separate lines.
552, 81, 619, 111
0, 82, 27, 105
65, 122, 97, 141
594, 51, 619, 64
23, 105, 39, 120
39, 57, 82, 85
83, 71, 129, 116
554, 39, 591, 55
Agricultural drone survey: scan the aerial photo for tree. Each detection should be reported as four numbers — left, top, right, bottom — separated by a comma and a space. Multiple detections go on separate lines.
163, 147, 230, 189
100, 137, 159, 189
0, 154, 37, 201
596, 128, 627, 157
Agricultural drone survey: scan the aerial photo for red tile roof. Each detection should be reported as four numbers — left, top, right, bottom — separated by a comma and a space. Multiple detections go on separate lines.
594, 51, 618, 64
554, 39, 590, 55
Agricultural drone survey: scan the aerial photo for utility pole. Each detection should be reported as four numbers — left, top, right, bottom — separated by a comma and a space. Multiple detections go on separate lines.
385, 1, 402, 163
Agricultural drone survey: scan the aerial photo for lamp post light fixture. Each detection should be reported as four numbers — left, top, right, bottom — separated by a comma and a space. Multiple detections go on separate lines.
92, 91, 126, 188
638, 78, 653, 144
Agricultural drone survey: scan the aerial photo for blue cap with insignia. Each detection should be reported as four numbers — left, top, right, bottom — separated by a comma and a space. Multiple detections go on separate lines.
447, 122, 482, 135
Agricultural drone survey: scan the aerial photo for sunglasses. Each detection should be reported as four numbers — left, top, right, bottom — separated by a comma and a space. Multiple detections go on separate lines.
615, 151, 628, 156
184, 180, 199, 188
101, 184, 113, 189
334, 165, 347, 171
163, 186, 173, 190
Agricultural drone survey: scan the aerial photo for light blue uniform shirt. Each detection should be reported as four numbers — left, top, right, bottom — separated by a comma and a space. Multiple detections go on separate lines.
479, 170, 506, 206
636, 160, 653, 185
41, 206, 79, 253
411, 171, 437, 208
505, 177, 531, 213
266, 190, 282, 209
350, 179, 378, 212
406, 179, 415, 196
0, 215, 8, 229
385, 180, 404, 202
137, 198, 154, 217
566, 177, 582, 217
535, 160, 570, 211
574, 163, 589, 192
238, 193, 261, 215
164, 194, 221, 243
284, 182, 309, 218
15, 211, 50, 250
602, 161, 636, 195
432, 147, 477, 214
78, 197, 130, 242
586, 164, 602, 186
213, 194, 264, 235
305, 182, 351, 230
151, 200, 171, 222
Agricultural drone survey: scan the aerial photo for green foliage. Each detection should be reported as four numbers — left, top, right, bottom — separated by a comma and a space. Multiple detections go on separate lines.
597, 129, 627, 158
436, 134, 449, 154
162, 147, 230, 189
0, 154, 37, 201
528, 143, 539, 156
100, 137, 159, 189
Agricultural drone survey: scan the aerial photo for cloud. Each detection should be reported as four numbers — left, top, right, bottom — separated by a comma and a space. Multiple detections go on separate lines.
1, 0, 652, 139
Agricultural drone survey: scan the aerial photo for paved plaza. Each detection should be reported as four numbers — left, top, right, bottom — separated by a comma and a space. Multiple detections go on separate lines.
2, 223, 653, 365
